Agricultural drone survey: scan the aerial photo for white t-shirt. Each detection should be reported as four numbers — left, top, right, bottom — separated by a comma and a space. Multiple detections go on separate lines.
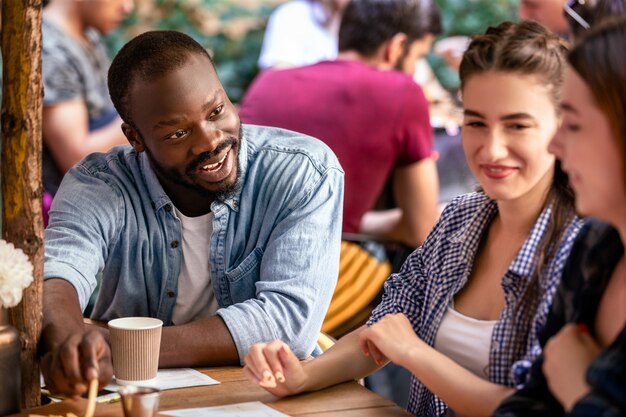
433, 306, 497, 380
258, 0, 339, 69
171, 208, 219, 325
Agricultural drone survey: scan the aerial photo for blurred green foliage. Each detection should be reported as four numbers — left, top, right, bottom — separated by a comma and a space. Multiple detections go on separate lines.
431, 0, 519, 90
105, 0, 277, 103
106, 0, 518, 102
437, 0, 518, 36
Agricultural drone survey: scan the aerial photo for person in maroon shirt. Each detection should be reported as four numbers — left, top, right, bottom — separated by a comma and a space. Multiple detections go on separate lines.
239, 0, 441, 248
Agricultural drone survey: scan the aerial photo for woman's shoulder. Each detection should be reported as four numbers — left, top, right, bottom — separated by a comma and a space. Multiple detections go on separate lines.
437, 192, 493, 225
420, 192, 493, 252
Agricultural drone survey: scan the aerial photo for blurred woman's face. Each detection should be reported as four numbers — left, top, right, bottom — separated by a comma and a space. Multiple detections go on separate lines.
461, 71, 558, 206
550, 67, 626, 222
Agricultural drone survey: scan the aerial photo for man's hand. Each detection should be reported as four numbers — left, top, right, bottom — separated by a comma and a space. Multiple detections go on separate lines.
40, 329, 113, 398
543, 323, 600, 411
243, 340, 307, 397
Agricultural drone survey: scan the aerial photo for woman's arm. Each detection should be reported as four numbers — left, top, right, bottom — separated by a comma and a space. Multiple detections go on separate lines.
243, 326, 381, 396
359, 314, 513, 417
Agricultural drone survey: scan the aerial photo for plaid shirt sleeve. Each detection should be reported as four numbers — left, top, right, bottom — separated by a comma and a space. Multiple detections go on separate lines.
367, 196, 465, 329
367, 245, 427, 325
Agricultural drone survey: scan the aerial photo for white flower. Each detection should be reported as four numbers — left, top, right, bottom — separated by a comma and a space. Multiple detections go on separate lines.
0, 240, 34, 308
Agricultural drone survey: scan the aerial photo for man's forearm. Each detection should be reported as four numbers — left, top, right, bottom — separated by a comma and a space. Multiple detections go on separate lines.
41, 279, 86, 354
159, 315, 239, 367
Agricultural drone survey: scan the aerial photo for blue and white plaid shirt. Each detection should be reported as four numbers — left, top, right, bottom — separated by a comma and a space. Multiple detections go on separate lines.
368, 192, 583, 417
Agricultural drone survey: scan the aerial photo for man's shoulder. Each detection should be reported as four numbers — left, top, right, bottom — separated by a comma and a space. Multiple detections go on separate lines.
242, 124, 343, 174
52, 146, 145, 222
70, 145, 139, 186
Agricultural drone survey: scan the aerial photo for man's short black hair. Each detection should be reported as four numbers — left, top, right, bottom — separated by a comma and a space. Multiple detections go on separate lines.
338, 0, 442, 57
108, 30, 213, 125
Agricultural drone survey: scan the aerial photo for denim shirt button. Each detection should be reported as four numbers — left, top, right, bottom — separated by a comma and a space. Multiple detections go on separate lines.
167, 291, 176, 298
164, 204, 172, 212
170, 240, 179, 248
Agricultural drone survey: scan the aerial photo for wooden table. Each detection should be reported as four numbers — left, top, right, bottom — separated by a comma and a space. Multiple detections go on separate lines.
13, 367, 412, 416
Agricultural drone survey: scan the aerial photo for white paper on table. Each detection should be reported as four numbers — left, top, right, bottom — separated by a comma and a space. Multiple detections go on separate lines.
105, 368, 220, 391
160, 401, 290, 417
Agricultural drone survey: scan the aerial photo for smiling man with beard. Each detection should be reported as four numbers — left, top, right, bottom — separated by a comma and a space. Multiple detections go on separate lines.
40, 31, 344, 397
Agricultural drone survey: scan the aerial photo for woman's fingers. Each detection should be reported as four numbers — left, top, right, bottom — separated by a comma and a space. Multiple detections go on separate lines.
367, 341, 387, 367
243, 364, 261, 385
276, 343, 301, 382
244, 343, 269, 383
245, 341, 291, 388
260, 340, 287, 387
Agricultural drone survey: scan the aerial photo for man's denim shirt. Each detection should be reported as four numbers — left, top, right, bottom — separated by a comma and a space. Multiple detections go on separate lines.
44, 124, 344, 360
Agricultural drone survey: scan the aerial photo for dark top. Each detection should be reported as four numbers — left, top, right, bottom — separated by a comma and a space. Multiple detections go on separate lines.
493, 219, 626, 417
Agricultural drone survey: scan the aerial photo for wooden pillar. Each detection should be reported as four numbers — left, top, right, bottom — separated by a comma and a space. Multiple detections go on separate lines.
1, 0, 44, 409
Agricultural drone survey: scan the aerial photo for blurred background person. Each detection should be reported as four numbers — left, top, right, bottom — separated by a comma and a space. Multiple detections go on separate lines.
42, 0, 134, 222
518, 0, 570, 36
240, 0, 442, 249
257, 0, 350, 69
564, 0, 626, 39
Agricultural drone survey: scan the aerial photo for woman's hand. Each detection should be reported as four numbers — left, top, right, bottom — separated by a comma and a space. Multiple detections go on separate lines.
543, 323, 601, 411
243, 340, 307, 397
357, 313, 424, 368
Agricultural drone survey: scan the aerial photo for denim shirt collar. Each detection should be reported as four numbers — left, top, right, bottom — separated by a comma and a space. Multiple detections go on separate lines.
138, 127, 252, 214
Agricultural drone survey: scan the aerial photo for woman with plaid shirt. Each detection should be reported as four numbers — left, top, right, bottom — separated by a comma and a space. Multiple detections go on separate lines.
495, 17, 626, 417
243, 21, 583, 417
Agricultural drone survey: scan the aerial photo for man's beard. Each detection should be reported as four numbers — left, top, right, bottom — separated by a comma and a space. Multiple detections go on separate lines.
146, 128, 243, 202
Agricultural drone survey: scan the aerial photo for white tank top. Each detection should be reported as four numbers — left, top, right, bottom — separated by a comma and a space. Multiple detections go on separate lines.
433, 306, 497, 380
171, 208, 219, 325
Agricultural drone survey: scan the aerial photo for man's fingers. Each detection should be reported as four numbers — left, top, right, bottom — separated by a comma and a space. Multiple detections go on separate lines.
46, 348, 81, 396
79, 330, 114, 388
79, 335, 100, 382
58, 336, 84, 387
97, 350, 114, 387
41, 353, 65, 395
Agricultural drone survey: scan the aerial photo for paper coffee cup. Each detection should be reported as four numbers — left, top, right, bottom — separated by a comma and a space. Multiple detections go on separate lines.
108, 317, 163, 385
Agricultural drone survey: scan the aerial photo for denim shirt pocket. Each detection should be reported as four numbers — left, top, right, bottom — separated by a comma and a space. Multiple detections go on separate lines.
225, 247, 264, 303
